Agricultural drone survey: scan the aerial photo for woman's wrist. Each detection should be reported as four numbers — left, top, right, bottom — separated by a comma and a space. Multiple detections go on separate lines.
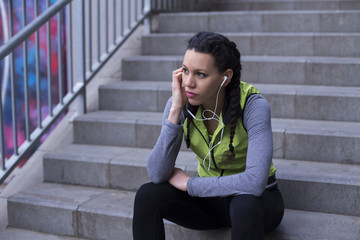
168, 105, 182, 124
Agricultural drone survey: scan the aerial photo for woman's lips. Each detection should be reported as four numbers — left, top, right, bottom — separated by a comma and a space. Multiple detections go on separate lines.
186, 91, 197, 98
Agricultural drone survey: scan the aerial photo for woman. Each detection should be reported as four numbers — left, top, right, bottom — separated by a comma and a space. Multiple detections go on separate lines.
132, 32, 284, 240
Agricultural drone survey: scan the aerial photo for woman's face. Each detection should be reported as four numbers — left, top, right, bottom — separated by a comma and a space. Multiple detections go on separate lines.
182, 49, 225, 109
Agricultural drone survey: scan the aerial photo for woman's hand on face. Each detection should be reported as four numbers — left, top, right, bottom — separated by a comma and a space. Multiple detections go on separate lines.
168, 67, 187, 124
172, 67, 187, 109
168, 168, 190, 192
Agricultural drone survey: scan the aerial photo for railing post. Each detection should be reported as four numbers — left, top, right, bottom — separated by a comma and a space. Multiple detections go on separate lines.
0, 83, 5, 171
75, 0, 86, 115
143, 0, 151, 34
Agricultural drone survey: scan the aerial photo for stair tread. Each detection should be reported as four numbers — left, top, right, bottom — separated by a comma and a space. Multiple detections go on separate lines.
123, 54, 360, 63
45, 143, 360, 187
101, 80, 360, 97
141, 33, 360, 57
74, 110, 360, 136
160, 10, 360, 15
210, 0, 360, 5
147, 32, 360, 36
157, 10, 360, 34
0, 227, 86, 240
8, 182, 360, 240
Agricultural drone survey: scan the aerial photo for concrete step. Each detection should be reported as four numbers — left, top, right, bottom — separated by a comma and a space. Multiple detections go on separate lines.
121, 55, 360, 87
0, 228, 86, 240
7, 183, 360, 240
43, 144, 360, 216
141, 33, 360, 57
210, 0, 360, 11
157, 11, 360, 33
99, 81, 360, 122
7, 183, 134, 239
43, 144, 188, 191
72, 110, 360, 164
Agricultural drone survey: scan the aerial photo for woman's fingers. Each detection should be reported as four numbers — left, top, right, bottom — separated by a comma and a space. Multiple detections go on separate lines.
171, 67, 186, 105
168, 67, 187, 124
172, 67, 183, 86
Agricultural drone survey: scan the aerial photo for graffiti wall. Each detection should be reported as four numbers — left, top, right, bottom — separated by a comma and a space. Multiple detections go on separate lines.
0, 0, 67, 166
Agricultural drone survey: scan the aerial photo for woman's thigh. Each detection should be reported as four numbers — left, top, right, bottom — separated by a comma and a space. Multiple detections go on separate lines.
134, 182, 231, 230
260, 188, 284, 233
229, 188, 284, 239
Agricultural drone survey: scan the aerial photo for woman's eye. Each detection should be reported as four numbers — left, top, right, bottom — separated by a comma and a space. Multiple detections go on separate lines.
182, 68, 189, 74
197, 72, 207, 78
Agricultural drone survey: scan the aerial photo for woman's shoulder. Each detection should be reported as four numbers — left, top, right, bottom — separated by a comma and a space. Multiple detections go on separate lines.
243, 93, 271, 131
245, 93, 271, 114
240, 81, 261, 108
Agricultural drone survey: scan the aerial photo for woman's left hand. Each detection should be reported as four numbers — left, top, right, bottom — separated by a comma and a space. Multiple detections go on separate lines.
168, 168, 191, 192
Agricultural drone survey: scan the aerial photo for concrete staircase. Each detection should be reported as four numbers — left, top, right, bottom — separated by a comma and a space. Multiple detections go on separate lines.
5, 0, 360, 239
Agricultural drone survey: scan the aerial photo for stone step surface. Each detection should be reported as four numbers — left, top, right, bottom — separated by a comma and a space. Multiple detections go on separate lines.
99, 81, 360, 122
157, 11, 360, 33
7, 183, 360, 240
43, 144, 360, 216
73, 110, 360, 164
121, 55, 360, 87
0, 228, 86, 240
141, 33, 360, 57
210, 0, 360, 11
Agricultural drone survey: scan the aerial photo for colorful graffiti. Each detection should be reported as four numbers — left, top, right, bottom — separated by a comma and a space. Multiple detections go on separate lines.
0, 0, 67, 166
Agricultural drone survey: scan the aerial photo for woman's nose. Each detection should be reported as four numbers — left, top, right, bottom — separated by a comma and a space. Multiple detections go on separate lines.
183, 74, 195, 88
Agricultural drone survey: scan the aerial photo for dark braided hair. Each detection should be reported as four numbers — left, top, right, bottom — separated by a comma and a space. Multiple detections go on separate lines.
185, 32, 242, 160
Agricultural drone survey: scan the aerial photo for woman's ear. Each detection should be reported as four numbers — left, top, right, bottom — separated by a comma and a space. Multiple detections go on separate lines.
223, 69, 233, 87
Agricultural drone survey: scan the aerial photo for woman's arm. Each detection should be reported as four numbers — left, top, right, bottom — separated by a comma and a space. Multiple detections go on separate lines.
187, 94, 273, 197
147, 97, 184, 184
148, 67, 188, 184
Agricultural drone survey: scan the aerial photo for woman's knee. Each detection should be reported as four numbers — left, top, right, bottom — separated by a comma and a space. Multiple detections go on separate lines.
134, 182, 163, 220
134, 182, 180, 211
134, 182, 161, 209
133, 183, 168, 240
230, 195, 262, 220
135, 182, 155, 203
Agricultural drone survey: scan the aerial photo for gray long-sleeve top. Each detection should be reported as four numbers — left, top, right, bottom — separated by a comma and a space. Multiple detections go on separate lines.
147, 93, 274, 198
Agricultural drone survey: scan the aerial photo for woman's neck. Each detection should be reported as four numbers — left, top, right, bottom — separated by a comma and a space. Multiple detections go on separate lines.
202, 91, 225, 118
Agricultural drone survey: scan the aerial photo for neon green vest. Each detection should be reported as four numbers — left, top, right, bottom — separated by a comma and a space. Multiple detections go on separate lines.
183, 81, 277, 177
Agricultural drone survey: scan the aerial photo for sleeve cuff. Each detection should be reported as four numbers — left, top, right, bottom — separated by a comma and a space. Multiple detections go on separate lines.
187, 176, 197, 196
165, 118, 183, 128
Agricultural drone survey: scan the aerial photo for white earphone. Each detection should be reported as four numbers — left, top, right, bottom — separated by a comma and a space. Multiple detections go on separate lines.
221, 76, 228, 87
186, 75, 228, 171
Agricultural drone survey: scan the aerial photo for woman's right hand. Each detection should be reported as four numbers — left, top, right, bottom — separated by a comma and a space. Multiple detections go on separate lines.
168, 67, 187, 124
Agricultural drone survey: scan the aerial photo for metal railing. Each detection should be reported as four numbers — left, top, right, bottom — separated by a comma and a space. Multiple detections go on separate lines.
0, 0, 202, 185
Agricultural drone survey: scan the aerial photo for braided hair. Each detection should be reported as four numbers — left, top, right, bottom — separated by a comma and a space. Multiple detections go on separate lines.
185, 32, 242, 160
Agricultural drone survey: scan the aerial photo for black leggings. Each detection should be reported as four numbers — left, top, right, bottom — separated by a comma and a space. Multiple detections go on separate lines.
133, 182, 284, 240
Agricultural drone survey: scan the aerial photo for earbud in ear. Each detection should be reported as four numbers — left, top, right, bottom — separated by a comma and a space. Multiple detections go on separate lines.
221, 76, 228, 87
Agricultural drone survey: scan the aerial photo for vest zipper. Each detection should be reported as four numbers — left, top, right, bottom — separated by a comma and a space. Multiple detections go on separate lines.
191, 121, 209, 145
210, 148, 218, 169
